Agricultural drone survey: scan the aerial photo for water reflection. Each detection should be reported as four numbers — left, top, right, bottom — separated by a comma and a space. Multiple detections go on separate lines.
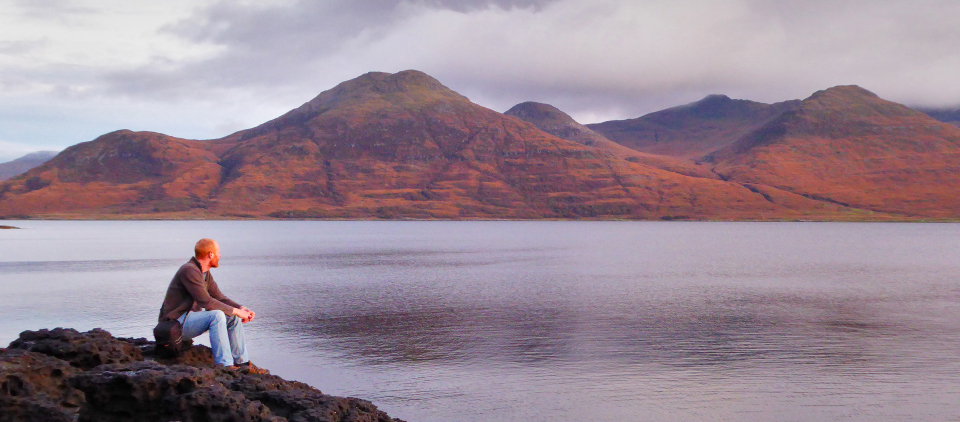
283, 285, 920, 375
233, 248, 551, 270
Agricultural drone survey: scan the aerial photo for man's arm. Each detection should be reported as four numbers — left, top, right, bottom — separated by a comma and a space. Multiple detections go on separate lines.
180, 267, 236, 314
206, 273, 255, 322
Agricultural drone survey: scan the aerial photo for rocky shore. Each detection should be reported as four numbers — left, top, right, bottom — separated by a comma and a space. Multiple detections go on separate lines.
0, 328, 405, 422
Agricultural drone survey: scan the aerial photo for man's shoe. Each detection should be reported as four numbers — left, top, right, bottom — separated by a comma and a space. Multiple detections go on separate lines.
231, 361, 269, 375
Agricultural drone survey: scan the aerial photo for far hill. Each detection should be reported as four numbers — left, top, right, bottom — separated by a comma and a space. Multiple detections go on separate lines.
505, 102, 614, 147
915, 106, 960, 128
0, 131, 220, 214
505, 101, 717, 179
587, 95, 800, 159
0, 70, 810, 220
708, 86, 960, 218
0, 151, 58, 181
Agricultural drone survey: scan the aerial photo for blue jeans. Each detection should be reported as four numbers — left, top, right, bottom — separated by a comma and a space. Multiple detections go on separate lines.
178, 310, 249, 366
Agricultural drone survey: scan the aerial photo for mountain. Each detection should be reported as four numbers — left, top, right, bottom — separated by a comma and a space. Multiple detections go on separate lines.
0, 151, 58, 181
0, 70, 805, 220
587, 95, 801, 159
504, 101, 718, 179
915, 106, 960, 128
0, 131, 221, 215
707, 86, 960, 218
505, 102, 614, 148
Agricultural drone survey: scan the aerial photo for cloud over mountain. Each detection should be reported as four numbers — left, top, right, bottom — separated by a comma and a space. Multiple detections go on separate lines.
3, 0, 960, 155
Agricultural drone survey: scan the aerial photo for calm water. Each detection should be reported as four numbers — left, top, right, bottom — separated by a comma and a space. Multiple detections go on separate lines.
2, 221, 960, 421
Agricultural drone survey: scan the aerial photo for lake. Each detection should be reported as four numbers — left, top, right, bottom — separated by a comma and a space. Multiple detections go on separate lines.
2, 220, 960, 421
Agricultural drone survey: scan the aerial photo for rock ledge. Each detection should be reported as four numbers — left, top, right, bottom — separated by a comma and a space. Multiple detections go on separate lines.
1, 328, 404, 422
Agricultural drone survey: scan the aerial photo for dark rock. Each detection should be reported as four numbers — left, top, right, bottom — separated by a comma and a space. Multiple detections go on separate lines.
9, 328, 142, 370
224, 371, 397, 422
3, 328, 406, 422
0, 348, 84, 422
70, 361, 278, 422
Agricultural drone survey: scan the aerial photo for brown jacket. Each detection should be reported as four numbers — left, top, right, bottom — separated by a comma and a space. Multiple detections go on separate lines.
158, 257, 242, 321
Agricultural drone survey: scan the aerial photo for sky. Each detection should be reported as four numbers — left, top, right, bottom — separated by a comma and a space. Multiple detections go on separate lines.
2, 0, 960, 162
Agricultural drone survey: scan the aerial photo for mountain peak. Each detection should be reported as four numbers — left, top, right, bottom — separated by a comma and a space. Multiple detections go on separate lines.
669, 94, 774, 120
19, 151, 59, 160
697, 94, 733, 104
709, 85, 960, 218
709, 85, 923, 162
232, 70, 469, 141
307, 69, 466, 107
795, 84, 921, 123
505, 101, 570, 123
346, 70, 451, 94
505, 100, 613, 147
810, 85, 878, 100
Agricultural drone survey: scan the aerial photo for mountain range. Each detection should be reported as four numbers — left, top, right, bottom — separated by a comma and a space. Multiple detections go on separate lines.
2, 70, 958, 220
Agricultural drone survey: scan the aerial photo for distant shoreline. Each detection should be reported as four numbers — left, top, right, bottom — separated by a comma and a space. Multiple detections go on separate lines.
1, 216, 958, 223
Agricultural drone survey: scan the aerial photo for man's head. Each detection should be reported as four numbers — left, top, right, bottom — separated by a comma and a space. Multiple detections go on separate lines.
195, 238, 221, 268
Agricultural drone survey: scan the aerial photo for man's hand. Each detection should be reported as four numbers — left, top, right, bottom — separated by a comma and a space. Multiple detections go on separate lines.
234, 307, 255, 323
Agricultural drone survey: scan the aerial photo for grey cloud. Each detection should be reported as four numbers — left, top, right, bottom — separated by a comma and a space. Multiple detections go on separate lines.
419, 0, 557, 12
10, 0, 97, 21
166, 0, 557, 56
103, 0, 409, 101
436, 0, 960, 119
0, 39, 48, 56
101, 0, 960, 124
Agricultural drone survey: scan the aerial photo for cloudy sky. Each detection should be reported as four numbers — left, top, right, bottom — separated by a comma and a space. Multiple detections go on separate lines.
1, 0, 959, 161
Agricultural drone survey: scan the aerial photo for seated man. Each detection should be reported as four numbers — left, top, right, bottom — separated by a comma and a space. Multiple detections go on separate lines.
159, 238, 263, 372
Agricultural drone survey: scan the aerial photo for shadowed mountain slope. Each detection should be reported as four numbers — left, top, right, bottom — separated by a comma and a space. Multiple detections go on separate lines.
587, 95, 801, 159
708, 86, 960, 218
915, 106, 960, 128
505, 101, 717, 179
505, 101, 614, 148
0, 151, 58, 181
0, 70, 812, 220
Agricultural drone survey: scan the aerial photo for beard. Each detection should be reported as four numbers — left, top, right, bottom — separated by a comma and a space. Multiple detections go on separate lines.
211, 256, 220, 268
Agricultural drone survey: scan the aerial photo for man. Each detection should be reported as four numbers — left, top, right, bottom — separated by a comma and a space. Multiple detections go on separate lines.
159, 238, 264, 373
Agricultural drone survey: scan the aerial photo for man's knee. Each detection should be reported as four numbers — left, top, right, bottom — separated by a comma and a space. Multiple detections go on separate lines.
211, 310, 227, 324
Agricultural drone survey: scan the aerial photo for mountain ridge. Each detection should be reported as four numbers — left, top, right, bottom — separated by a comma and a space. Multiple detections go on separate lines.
707, 85, 960, 218
1, 70, 810, 220
0, 71, 954, 221
587, 94, 801, 159
504, 101, 718, 179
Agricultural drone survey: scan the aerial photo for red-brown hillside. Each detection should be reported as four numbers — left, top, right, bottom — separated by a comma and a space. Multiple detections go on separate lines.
588, 95, 800, 159
0, 131, 221, 215
708, 86, 960, 218
206, 71, 787, 219
0, 70, 817, 220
